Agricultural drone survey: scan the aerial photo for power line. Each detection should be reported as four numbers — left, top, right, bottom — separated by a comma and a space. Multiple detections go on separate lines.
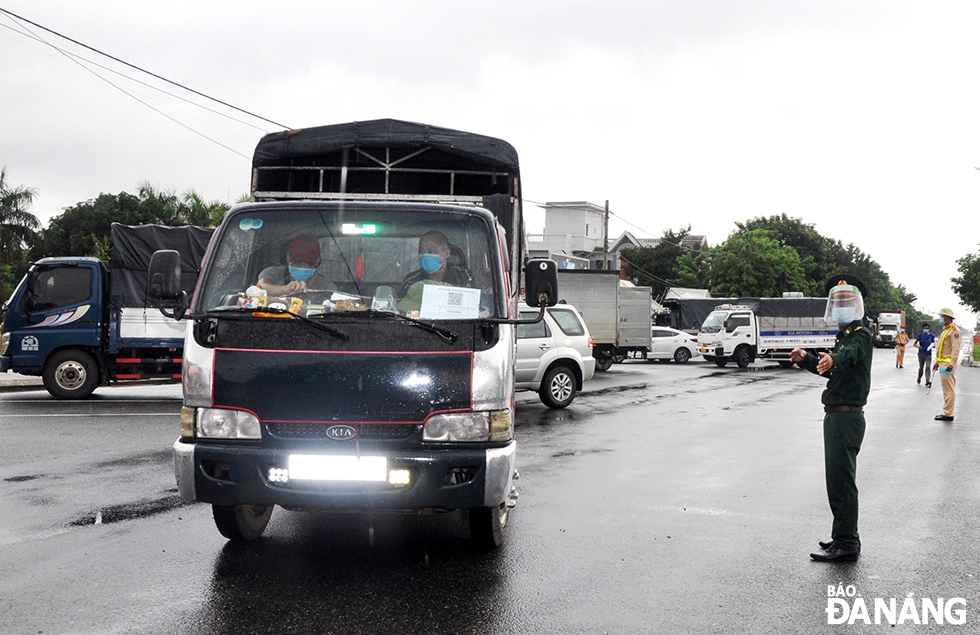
0, 21, 267, 137
1, 12, 252, 159
0, 6, 290, 130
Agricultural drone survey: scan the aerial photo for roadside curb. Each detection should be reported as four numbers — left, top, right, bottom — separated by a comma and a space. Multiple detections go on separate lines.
0, 378, 45, 393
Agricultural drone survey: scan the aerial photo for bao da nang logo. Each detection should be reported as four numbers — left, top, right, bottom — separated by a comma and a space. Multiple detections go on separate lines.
827, 584, 967, 625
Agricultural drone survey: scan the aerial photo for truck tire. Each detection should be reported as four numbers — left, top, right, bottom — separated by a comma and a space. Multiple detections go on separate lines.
673, 348, 692, 364
714, 357, 729, 368
734, 346, 754, 369
594, 356, 613, 372
539, 365, 576, 409
212, 504, 273, 541
42, 349, 100, 399
469, 502, 509, 549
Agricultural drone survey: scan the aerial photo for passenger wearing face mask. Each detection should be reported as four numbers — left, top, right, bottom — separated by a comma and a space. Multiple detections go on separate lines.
257, 234, 333, 296
789, 275, 873, 563
396, 230, 474, 312
913, 322, 935, 387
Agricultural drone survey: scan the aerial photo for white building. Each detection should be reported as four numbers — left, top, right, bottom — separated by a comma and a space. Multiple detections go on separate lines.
527, 201, 705, 271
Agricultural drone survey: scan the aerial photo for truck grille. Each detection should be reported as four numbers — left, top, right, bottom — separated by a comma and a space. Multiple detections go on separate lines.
266, 422, 418, 440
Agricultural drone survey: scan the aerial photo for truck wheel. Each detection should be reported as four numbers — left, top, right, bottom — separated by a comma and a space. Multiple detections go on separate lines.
42, 349, 100, 399
673, 348, 692, 364
714, 357, 729, 368
469, 502, 509, 549
734, 347, 754, 369
594, 356, 613, 372
212, 504, 273, 541
539, 365, 576, 409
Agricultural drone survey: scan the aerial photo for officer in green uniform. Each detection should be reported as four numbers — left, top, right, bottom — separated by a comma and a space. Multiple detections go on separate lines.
789, 274, 873, 562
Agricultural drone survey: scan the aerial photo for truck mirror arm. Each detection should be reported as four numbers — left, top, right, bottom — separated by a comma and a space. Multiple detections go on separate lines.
159, 291, 188, 321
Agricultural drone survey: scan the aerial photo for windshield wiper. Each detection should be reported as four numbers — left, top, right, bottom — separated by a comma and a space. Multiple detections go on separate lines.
206, 306, 348, 340
310, 309, 458, 344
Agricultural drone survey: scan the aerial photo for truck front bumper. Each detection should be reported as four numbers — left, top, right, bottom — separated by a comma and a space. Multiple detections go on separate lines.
174, 439, 516, 512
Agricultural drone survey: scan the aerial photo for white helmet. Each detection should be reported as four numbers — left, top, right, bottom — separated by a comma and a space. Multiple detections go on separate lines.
939, 307, 955, 319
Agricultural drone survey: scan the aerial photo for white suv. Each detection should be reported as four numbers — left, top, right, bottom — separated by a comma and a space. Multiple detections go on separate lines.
515, 303, 596, 408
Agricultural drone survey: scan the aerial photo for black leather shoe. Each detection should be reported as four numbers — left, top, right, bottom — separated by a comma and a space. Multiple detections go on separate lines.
935, 415, 954, 421
810, 546, 860, 562
818, 540, 834, 550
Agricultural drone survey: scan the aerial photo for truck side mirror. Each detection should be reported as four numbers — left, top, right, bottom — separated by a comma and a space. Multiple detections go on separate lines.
148, 249, 187, 320
523, 258, 559, 308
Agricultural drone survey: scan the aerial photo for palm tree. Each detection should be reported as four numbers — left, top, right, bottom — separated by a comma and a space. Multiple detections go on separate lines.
0, 167, 41, 265
182, 189, 231, 227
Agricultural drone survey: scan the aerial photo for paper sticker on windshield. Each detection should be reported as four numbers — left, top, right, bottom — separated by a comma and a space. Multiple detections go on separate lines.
239, 218, 264, 231
419, 285, 481, 320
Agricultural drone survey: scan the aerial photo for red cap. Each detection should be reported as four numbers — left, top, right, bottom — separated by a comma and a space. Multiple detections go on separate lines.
288, 235, 320, 264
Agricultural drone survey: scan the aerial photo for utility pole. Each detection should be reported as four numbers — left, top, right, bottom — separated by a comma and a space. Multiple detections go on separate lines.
602, 199, 609, 270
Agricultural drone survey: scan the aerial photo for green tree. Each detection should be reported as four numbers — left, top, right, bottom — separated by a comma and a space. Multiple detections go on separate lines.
181, 189, 230, 227
709, 229, 808, 297
0, 167, 41, 265
673, 251, 712, 289
0, 167, 41, 303
620, 225, 696, 298
952, 247, 980, 313
736, 214, 843, 296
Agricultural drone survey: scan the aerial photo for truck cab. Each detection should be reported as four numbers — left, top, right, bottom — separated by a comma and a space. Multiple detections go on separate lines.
698, 304, 756, 367
1, 258, 107, 396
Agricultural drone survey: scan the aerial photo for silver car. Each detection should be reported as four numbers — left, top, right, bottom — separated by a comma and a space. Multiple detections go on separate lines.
515, 303, 596, 408
648, 326, 700, 364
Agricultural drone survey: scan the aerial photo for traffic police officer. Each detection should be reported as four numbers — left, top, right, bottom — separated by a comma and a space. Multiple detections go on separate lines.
932, 307, 962, 422
790, 275, 873, 562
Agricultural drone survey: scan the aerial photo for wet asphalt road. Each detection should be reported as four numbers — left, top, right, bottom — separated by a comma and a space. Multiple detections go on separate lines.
1, 352, 978, 634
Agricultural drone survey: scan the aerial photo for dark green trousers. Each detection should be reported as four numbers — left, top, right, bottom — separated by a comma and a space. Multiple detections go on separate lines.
824, 411, 866, 549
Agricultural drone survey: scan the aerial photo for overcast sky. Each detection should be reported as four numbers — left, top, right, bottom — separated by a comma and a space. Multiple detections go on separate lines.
2, 1, 978, 326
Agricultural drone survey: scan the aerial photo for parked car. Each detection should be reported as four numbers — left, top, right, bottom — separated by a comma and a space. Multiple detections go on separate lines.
648, 326, 700, 364
515, 303, 596, 408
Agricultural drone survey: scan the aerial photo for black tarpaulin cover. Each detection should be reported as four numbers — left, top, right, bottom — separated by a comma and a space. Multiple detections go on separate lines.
253, 118, 520, 175
109, 223, 214, 308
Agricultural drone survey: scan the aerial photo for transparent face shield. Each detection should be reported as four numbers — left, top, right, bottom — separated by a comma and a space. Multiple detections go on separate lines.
824, 284, 864, 325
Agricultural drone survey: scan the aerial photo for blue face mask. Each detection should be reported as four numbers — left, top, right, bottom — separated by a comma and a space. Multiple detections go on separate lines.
419, 253, 443, 274
832, 307, 856, 324
289, 266, 315, 282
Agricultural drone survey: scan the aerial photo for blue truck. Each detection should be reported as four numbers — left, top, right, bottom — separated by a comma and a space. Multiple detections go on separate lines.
0, 223, 212, 398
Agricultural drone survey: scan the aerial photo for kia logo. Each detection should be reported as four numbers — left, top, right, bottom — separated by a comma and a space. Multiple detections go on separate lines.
325, 425, 356, 441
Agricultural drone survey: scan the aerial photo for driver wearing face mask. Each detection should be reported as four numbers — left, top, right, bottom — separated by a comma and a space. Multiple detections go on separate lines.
396, 230, 474, 312
258, 234, 334, 296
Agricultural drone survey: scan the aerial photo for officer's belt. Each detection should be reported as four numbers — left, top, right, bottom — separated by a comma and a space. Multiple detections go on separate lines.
824, 405, 863, 413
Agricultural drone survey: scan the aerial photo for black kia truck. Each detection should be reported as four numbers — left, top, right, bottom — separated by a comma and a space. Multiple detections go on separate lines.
150, 119, 556, 548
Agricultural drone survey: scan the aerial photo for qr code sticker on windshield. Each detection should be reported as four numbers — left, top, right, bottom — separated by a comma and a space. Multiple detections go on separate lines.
447, 291, 463, 306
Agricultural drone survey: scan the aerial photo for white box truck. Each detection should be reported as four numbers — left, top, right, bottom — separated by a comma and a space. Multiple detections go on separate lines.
555, 269, 652, 371
697, 298, 837, 368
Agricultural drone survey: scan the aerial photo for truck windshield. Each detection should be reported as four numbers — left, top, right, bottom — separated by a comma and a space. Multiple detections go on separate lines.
701, 311, 727, 333
196, 205, 503, 320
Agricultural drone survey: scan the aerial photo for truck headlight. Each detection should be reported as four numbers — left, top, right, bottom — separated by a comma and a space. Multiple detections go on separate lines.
423, 410, 512, 442
196, 408, 261, 439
